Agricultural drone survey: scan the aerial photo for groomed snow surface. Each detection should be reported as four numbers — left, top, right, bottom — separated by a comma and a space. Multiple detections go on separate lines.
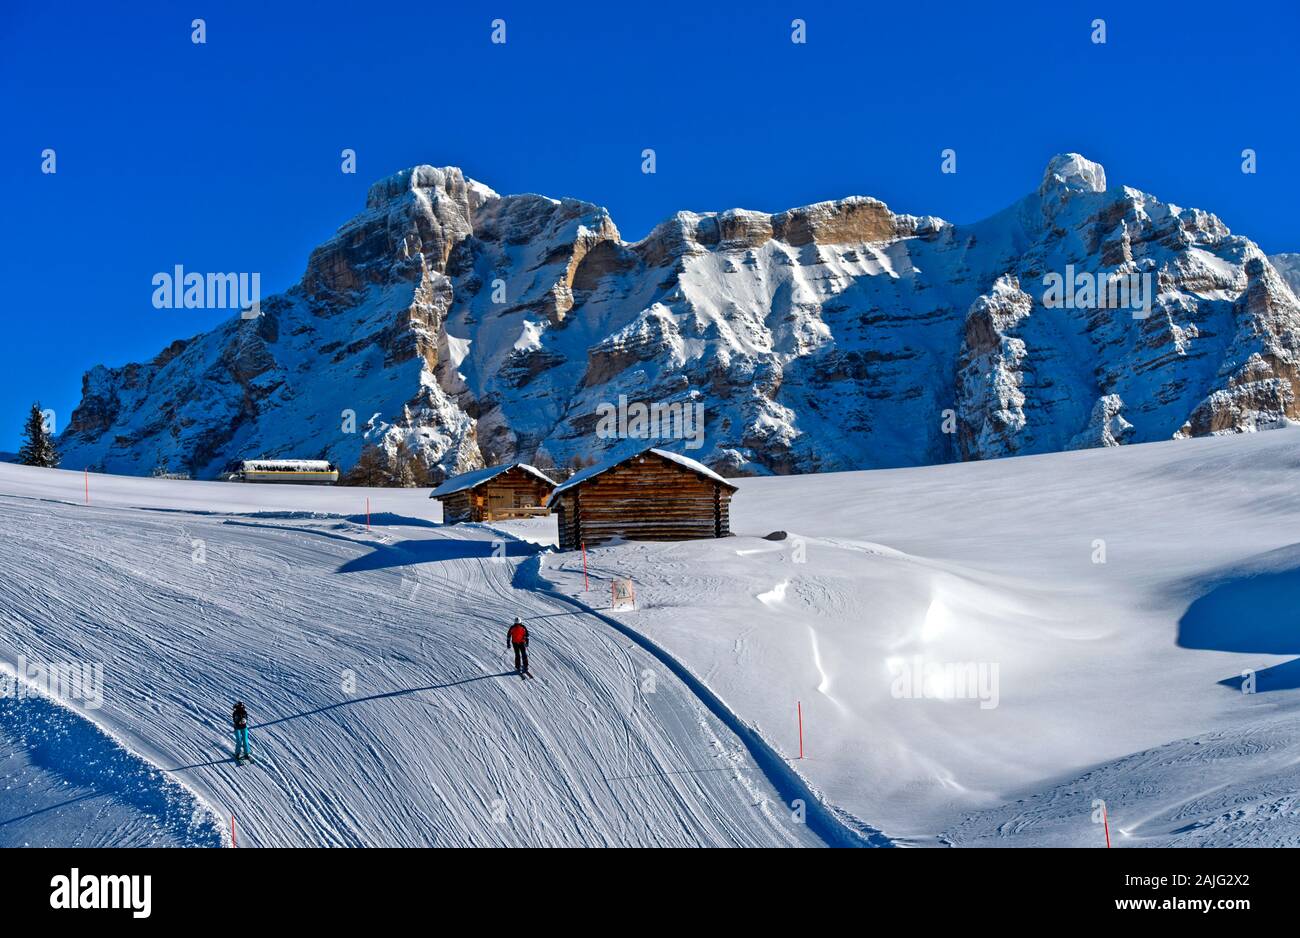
3, 428, 1300, 846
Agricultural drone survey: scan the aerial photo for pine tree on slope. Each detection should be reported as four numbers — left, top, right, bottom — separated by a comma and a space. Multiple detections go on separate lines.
18, 402, 59, 468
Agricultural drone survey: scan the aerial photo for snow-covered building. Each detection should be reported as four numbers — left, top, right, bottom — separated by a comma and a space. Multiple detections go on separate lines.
225, 459, 339, 484
429, 463, 556, 523
546, 448, 738, 551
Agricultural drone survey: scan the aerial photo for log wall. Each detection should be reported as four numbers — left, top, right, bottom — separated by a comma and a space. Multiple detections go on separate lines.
555, 453, 734, 550
437, 467, 555, 524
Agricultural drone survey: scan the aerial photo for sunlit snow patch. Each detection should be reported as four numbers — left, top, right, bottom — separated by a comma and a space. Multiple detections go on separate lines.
757, 579, 789, 606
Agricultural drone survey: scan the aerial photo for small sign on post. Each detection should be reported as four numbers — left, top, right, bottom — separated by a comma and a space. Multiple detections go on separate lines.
611, 578, 636, 610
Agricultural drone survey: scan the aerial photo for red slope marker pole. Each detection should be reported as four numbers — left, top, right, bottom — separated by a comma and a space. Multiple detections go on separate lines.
1102, 804, 1111, 848
366, 496, 371, 531
797, 701, 804, 759
231, 814, 237, 848
582, 541, 589, 591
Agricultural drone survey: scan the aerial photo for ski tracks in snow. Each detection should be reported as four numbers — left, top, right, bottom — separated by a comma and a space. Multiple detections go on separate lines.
0, 495, 824, 847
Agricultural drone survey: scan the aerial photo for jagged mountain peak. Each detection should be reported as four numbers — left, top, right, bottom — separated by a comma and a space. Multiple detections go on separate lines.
59, 157, 1300, 482
1039, 152, 1108, 196
364, 164, 499, 210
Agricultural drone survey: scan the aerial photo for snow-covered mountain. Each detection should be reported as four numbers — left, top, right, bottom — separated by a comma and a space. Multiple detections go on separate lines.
60, 155, 1300, 480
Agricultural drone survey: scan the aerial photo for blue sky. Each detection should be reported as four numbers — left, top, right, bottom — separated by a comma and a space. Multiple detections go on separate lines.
2, 0, 1297, 451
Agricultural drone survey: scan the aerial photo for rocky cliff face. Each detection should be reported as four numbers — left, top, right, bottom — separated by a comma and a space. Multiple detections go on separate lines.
60, 155, 1300, 480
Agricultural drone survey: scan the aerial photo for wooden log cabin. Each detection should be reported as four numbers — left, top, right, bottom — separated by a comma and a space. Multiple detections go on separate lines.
429, 463, 557, 524
546, 448, 738, 551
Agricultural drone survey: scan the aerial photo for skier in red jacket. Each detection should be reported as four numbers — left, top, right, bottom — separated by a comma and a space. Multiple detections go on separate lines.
507, 617, 530, 675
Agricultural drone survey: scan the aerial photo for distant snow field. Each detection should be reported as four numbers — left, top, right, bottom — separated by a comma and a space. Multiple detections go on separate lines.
3, 428, 1300, 846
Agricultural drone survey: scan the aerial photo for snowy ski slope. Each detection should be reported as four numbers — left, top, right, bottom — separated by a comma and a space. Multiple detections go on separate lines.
4, 426, 1300, 847
0, 467, 828, 847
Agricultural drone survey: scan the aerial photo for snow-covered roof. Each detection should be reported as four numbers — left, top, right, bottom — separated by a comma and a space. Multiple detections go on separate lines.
546, 448, 737, 506
242, 459, 335, 471
429, 463, 555, 498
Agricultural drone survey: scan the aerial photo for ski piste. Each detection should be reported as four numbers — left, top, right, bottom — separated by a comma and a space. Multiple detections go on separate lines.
8, 419, 1300, 853
6, 7, 1298, 922
7, 421, 1300, 851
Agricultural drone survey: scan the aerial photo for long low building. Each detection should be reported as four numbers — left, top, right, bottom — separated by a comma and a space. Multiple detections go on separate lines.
223, 459, 340, 484
546, 448, 738, 551
429, 463, 556, 523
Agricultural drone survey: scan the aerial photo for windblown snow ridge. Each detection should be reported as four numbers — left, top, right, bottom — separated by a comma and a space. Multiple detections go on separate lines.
514, 553, 893, 848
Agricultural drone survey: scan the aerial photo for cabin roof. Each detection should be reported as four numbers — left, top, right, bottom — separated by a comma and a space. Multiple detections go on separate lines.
429, 462, 556, 499
546, 448, 737, 506
243, 459, 335, 471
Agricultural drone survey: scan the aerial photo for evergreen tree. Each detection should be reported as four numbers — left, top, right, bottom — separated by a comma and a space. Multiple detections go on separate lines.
17, 402, 59, 468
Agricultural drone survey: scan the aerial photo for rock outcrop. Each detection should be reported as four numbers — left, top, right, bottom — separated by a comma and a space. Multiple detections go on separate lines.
60, 154, 1300, 481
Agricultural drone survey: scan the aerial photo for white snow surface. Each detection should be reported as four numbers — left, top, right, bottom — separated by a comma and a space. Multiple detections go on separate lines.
536, 428, 1300, 847
0, 464, 826, 847
6, 428, 1300, 846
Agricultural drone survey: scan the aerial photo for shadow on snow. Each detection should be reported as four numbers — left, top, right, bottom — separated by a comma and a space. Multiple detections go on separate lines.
335, 536, 544, 574
1176, 543, 1300, 693
0, 694, 223, 845
252, 672, 519, 729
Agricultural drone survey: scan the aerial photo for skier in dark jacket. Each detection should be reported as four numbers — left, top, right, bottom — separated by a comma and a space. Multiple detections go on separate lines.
232, 701, 252, 762
507, 617, 529, 674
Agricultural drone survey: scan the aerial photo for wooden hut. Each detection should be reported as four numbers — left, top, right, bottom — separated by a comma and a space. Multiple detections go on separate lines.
430, 463, 556, 524
546, 448, 738, 551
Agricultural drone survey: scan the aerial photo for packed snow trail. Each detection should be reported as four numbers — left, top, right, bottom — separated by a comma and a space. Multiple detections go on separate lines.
0, 473, 825, 847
